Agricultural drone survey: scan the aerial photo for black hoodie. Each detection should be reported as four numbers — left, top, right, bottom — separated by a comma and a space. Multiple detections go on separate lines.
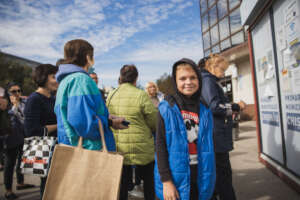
170, 58, 202, 111
156, 58, 203, 182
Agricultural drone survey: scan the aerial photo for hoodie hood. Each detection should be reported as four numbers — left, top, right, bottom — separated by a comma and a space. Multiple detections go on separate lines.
172, 58, 202, 97
55, 64, 88, 83
171, 58, 202, 110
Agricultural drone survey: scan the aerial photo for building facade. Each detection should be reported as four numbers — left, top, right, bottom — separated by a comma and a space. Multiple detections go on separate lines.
199, 0, 255, 120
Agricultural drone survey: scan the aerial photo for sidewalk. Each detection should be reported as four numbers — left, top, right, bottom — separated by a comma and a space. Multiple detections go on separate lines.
231, 121, 299, 200
0, 121, 299, 200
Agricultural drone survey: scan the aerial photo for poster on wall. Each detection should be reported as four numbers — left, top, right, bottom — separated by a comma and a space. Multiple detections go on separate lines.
273, 0, 300, 176
252, 13, 284, 164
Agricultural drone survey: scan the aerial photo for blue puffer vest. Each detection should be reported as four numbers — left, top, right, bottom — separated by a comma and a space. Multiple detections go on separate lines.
154, 100, 216, 200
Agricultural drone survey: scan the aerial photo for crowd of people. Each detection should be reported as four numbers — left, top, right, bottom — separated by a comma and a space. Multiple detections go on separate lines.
0, 38, 242, 200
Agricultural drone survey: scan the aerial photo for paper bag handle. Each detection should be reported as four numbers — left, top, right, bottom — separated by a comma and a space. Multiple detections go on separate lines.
77, 116, 108, 153
97, 117, 108, 153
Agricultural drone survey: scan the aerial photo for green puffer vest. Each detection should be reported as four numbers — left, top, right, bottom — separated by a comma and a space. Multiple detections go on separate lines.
106, 83, 157, 165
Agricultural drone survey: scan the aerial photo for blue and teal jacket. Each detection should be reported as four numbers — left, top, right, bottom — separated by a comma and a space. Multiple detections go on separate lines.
55, 64, 115, 151
154, 99, 216, 200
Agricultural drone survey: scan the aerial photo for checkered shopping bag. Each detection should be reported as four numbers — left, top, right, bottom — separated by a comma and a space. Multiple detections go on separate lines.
20, 135, 57, 177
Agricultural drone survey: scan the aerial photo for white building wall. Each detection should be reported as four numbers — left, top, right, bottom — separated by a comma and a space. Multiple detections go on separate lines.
225, 58, 255, 104
236, 59, 255, 104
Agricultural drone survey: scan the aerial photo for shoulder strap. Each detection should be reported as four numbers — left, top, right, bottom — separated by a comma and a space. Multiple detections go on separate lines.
106, 86, 121, 108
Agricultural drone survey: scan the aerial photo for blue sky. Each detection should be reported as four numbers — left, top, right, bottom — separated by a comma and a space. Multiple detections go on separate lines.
0, 0, 203, 88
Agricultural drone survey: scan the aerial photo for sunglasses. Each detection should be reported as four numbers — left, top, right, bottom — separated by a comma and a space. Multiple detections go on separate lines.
9, 89, 21, 94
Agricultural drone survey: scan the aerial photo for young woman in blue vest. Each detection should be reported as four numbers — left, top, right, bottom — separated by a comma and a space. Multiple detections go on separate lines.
155, 58, 216, 200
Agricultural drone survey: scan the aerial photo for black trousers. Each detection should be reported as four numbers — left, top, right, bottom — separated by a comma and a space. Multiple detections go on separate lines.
0, 138, 4, 166
120, 161, 154, 200
40, 177, 47, 199
4, 144, 24, 190
213, 152, 236, 200
128, 166, 142, 191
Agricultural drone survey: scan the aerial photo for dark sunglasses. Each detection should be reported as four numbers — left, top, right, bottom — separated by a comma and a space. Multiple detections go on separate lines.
9, 89, 21, 94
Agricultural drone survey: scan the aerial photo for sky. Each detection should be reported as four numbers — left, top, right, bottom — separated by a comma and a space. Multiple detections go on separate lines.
0, 0, 203, 88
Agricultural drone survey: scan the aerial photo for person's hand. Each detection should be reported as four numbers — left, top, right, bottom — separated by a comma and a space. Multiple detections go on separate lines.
0, 98, 8, 111
163, 181, 180, 200
9, 95, 19, 107
110, 116, 128, 130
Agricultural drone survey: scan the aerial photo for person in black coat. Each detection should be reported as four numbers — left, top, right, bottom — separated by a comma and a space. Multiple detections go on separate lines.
199, 54, 239, 200
2, 83, 34, 200
24, 64, 58, 199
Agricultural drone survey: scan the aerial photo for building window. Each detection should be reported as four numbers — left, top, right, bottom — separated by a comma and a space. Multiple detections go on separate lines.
221, 39, 231, 50
200, 0, 207, 14
230, 7, 242, 34
219, 17, 230, 40
204, 49, 211, 57
231, 31, 244, 45
210, 25, 219, 45
212, 45, 220, 53
200, 0, 245, 55
202, 13, 209, 32
217, 0, 228, 19
209, 5, 218, 26
229, 0, 240, 10
208, 0, 216, 8
203, 31, 211, 50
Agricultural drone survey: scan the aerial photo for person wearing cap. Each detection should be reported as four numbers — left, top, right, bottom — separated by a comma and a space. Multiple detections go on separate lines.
154, 58, 216, 200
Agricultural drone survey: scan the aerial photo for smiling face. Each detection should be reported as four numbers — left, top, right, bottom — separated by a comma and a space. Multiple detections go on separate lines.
176, 64, 199, 97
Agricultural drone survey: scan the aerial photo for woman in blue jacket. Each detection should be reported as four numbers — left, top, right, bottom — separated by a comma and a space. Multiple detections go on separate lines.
155, 58, 215, 200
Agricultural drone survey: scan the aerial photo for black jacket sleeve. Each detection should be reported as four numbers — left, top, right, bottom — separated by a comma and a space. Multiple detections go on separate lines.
201, 78, 227, 117
24, 96, 45, 137
156, 112, 172, 182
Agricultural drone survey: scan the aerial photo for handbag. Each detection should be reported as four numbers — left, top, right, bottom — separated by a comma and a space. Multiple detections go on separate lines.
20, 128, 57, 177
43, 118, 124, 200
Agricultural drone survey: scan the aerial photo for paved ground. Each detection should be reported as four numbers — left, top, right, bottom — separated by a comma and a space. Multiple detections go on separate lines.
0, 121, 299, 200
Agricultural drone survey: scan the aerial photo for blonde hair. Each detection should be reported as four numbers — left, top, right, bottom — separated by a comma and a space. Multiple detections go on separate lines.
145, 81, 159, 96
204, 53, 229, 72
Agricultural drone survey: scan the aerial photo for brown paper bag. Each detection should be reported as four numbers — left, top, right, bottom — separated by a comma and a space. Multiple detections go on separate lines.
43, 119, 124, 200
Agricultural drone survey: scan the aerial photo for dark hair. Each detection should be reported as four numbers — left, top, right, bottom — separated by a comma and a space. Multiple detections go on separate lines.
56, 58, 64, 67
6, 82, 21, 91
5, 82, 22, 97
119, 65, 138, 84
33, 64, 58, 87
61, 39, 94, 67
197, 56, 209, 70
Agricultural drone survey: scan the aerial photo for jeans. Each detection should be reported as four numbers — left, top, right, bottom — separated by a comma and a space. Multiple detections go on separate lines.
4, 144, 24, 190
